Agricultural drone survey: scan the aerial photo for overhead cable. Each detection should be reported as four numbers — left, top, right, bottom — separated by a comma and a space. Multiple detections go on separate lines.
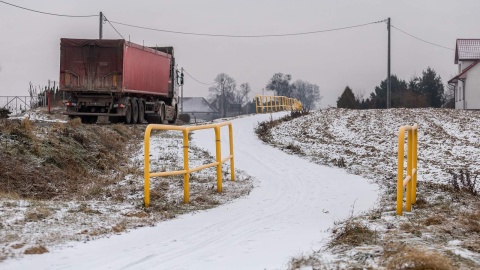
108, 19, 388, 38
104, 17, 125, 39
183, 69, 216, 85
0, 0, 98, 17
391, 25, 454, 51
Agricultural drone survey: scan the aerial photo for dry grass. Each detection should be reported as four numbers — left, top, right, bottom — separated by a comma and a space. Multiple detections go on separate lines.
24, 245, 48, 255
0, 120, 142, 200
328, 216, 377, 248
24, 206, 52, 222
383, 244, 453, 270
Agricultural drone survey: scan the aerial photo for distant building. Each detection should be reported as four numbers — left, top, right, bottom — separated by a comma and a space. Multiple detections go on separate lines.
209, 95, 242, 118
180, 97, 219, 123
448, 39, 480, 109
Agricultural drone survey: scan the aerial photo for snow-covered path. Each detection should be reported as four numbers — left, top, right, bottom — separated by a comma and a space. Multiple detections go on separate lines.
2, 113, 378, 270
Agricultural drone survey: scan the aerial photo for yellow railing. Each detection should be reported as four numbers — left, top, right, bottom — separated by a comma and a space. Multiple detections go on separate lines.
397, 124, 418, 216
254, 95, 302, 113
144, 122, 234, 207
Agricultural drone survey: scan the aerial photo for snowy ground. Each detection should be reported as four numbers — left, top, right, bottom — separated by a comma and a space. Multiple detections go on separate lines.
266, 108, 480, 268
1, 112, 378, 269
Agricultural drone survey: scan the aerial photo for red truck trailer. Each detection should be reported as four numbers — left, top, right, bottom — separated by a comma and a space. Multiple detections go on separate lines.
59, 38, 182, 124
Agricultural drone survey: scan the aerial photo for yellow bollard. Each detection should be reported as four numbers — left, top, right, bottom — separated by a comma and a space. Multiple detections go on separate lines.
397, 127, 405, 216
144, 126, 152, 207
183, 129, 190, 203
215, 126, 222, 192
406, 130, 413, 212
413, 127, 418, 204
229, 124, 235, 181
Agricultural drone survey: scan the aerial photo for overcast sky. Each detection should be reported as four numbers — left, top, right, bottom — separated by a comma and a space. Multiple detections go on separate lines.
1, 0, 479, 107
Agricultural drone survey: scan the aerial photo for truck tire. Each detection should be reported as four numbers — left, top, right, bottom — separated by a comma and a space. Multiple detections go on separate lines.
159, 104, 165, 124
124, 99, 133, 124
168, 105, 177, 124
131, 98, 139, 124
138, 99, 145, 124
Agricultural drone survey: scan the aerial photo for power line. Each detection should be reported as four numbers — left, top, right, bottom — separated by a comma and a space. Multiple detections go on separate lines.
0, 0, 98, 17
183, 69, 216, 86
109, 19, 387, 38
104, 17, 125, 39
391, 25, 454, 51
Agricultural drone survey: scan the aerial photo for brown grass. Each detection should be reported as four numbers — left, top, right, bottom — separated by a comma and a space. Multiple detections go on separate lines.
328, 218, 377, 248
24, 206, 52, 221
24, 245, 49, 255
384, 245, 454, 270
0, 120, 142, 200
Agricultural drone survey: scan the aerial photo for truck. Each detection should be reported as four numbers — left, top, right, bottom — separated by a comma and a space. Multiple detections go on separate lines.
59, 38, 182, 124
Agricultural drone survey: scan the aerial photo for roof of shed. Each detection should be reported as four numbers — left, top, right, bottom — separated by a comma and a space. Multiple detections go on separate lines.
181, 97, 218, 113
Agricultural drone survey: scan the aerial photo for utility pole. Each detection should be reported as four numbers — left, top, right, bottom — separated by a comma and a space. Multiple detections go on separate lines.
99, 12, 103, 39
181, 67, 184, 114
387, 17, 391, 109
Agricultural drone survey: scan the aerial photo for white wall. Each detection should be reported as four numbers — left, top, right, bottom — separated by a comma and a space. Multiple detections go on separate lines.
465, 64, 480, 109
455, 80, 465, 109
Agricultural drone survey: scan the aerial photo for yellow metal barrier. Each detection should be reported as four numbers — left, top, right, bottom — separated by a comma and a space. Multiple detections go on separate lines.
397, 124, 418, 216
144, 122, 234, 207
254, 95, 303, 113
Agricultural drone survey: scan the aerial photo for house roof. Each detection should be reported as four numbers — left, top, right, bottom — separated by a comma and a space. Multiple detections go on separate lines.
181, 97, 218, 113
448, 60, 480, 84
455, 39, 480, 64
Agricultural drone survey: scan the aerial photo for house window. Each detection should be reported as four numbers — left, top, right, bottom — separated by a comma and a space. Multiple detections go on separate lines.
459, 86, 462, 101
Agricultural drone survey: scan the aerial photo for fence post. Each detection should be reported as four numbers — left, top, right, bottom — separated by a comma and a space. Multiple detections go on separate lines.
229, 123, 235, 181
183, 129, 190, 203
397, 127, 405, 216
406, 130, 413, 212
215, 126, 223, 192
144, 126, 152, 207
413, 128, 418, 204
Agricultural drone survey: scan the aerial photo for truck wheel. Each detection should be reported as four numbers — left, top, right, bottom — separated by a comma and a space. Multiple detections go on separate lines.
131, 98, 139, 124
124, 99, 133, 124
137, 99, 145, 124
168, 106, 177, 124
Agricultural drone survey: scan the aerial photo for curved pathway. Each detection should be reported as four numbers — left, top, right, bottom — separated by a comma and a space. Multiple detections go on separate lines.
2, 112, 378, 269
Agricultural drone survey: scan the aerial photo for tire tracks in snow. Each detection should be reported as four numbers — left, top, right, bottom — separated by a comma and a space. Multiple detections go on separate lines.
1, 112, 378, 270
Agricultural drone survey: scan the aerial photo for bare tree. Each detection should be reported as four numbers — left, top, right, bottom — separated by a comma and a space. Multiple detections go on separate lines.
292, 80, 322, 112
266, 73, 293, 96
354, 88, 366, 102
235, 82, 251, 106
208, 73, 237, 117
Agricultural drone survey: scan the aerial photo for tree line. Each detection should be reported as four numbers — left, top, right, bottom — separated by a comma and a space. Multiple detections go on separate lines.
337, 67, 453, 109
208, 72, 322, 112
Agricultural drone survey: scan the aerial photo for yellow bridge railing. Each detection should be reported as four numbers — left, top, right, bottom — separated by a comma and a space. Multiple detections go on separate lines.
254, 95, 302, 113
397, 124, 418, 216
144, 122, 234, 207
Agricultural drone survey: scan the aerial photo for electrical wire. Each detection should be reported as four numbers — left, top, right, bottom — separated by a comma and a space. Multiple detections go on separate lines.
0, 0, 98, 17
108, 19, 387, 38
104, 17, 125, 39
391, 25, 454, 51
183, 69, 216, 85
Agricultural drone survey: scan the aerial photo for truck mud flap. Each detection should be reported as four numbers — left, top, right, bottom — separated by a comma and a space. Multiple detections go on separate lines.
165, 106, 175, 121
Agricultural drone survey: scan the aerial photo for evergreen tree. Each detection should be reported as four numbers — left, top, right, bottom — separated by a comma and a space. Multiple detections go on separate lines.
418, 67, 444, 108
337, 86, 357, 108
369, 75, 408, 108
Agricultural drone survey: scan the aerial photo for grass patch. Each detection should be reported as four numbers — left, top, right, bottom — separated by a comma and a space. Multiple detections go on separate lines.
24, 245, 48, 255
383, 245, 453, 270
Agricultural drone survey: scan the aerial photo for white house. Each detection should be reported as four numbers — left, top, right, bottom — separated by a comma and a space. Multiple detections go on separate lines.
448, 39, 480, 109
